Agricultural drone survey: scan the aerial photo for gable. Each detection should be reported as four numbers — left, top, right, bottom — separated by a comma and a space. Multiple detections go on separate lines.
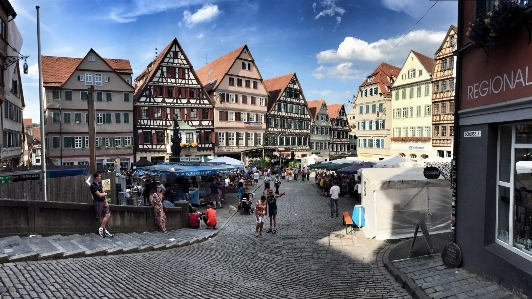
394, 51, 434, 87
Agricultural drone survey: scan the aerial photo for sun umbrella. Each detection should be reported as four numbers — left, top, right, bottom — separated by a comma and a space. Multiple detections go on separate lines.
323, 163, 353, 171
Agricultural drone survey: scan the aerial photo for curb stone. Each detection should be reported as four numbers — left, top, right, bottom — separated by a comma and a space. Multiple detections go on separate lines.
37, 250, 64, 260
8, 252, 38, 263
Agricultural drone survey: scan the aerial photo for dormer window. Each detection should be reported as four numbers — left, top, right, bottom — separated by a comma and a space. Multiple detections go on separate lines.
88, 55, 95, 62
242, 62, 251, 70
408, 69, 416, 79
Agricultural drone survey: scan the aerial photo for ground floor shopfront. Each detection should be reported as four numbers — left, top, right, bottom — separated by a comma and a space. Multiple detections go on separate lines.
457, 99, 532, 297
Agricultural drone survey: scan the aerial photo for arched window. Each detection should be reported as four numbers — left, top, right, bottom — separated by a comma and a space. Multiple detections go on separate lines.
410, 154, 417, 159
421, 154, 429, 159
399, 153, 406, 157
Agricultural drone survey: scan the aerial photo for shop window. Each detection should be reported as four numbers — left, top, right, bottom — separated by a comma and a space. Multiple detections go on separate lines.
496, 124, 532, 259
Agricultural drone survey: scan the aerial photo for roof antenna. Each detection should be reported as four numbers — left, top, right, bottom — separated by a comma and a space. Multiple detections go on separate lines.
205, 54, 209, 65
155, 48, 158, 58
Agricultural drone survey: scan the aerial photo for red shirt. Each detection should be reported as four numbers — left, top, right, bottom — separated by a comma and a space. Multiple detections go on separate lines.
189, 213, 200, 228
255, 200, 267, 217
205, 208, 217, 227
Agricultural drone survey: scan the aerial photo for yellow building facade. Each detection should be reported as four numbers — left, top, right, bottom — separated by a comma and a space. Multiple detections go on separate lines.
390, 51, 434, 160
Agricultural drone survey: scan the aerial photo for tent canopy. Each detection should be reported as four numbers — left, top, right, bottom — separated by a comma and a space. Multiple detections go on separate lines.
323, 162, 353, 171
138, 162, 237, 177
374, 156, 418, 168
308, 162, 333, 169
209, 156, 244, 168
336, 162, 375, 174
360, 167, 448, 190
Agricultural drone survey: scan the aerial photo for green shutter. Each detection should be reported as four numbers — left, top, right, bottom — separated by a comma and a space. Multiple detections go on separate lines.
82, 136, 86, 148
97, 92, 103, 101
115, 113, 121, 123
124, 113, 129, 123
105, 113, 112, 124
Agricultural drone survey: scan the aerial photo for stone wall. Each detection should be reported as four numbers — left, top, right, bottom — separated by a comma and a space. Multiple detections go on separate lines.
0, 199, 189, 237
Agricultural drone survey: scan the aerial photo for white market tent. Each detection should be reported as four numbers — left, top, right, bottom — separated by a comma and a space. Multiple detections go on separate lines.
209, 156, 244, 168
373, 156, 422, 168
359, 167, 451, 240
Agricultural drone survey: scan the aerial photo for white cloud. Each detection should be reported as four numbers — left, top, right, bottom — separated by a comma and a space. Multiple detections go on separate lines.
314, 29, 446, 81
183, 4, 221, 28
27, 63, 39, 80
108, 0, 211, 23
197, 33, 204, 39
381, 0, 457, 26
312, 63, 365, 81
314, 0, 345, 21
316, 29, 445, 64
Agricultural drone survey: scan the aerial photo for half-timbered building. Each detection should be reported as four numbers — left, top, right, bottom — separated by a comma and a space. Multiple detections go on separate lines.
42, 50, 134, 170
196, 45, 268, 160
431, 25, 457, 158
354, 62, 400, 160
263, 73, 311, 158
133, 38, 215, 163
327, 104, 350, 159
307, 99, 330, 160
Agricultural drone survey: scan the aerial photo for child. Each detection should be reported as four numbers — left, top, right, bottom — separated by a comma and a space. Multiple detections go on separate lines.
254, 195, 268, 236
189, 207, 201, 228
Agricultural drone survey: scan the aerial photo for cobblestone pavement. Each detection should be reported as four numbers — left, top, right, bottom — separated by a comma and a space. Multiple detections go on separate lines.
0, 179, 411, 299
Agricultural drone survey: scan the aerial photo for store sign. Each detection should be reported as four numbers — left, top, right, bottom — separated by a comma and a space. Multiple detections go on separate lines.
180, 157, 190, 162
244, 122, 262, 128
423, 167, 440, 179
189, 157, 201, 162
464, 131, 481, 137
12, 173, 40, 182
441, 242, 462, 268
467, 66, 532, 100
408, 145, 425, 150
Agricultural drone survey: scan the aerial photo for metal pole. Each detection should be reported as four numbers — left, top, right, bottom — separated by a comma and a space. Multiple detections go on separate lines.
88, 86, 96, 174
37, 6, 47, 201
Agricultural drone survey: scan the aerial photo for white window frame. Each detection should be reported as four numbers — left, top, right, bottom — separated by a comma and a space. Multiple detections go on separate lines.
104, 76, 110, 83
425, 105, 431, 116
247, 132, 254, 146
228, 132, 235, 146
84, 136, 89, 148
256, 133, 263, 146
85, 73, 92, 86
423, 126, 430, 137
218, 132, 226, 146
94, 74, 102, 86
408, 69, 415, 79
241, 112, 247, 122
259, 98, 265, 106
96, 113, 104, 125
238, 132, 245, 146
409, 127, 414, 137
74, 136, 82, 149
258, 114, 264, 123
248, 113, 256, 122
124, 136, 131, 146
115, 137, 122, 147
229, 93, 236, 103
416, 127, 422, 137
228, 111, 235, 121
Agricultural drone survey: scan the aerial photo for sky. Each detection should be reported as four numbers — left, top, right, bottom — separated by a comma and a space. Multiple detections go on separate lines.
11, 0, 457, 124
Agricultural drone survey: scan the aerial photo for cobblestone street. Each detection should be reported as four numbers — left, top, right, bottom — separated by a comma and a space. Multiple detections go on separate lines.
0, 180, 410, 299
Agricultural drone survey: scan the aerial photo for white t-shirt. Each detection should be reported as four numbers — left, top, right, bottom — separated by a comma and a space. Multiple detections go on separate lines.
253, 172, 260, 180
224, 178, 230, 187
330, 185, 341, 199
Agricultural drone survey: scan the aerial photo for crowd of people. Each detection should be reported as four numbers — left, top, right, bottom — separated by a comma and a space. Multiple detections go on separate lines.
91, 164, 361, 237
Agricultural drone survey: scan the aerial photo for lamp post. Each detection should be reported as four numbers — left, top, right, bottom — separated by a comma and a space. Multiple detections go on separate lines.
36, 6, 47, 201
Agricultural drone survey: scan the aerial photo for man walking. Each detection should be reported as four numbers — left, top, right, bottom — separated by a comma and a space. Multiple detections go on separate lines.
90, 172, 113, 238
266, 188, 285, 234
329, 180, 340, 218
209, 179, 222, 209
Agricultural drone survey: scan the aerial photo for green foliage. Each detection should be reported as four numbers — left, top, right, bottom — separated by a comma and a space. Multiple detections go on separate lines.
259, 157, 270, 169
288, 160, 300, 169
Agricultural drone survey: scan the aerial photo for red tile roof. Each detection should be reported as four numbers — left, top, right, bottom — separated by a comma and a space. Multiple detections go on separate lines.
327, 104, 343, 119
412, 50, 435, 75
134, 39, 176, 96
307, 99, 326, 121
32, 127, 41, 141
23, 118, 32, 126
196, 45, 247, 92
42, 51, 132, 87
263, 73, 294, 111
358, 62, 401, 98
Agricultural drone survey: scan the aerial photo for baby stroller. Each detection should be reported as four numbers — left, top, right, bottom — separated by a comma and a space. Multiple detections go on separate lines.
240, 193, 255, 215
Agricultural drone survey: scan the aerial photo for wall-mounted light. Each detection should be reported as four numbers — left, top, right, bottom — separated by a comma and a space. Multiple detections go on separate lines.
23, 58, 28, 74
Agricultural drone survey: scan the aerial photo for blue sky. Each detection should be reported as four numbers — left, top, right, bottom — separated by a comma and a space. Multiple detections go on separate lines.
12, 0, 457, 124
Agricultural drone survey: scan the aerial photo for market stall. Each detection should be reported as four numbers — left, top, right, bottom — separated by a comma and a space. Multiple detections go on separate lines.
138, 162, 238, 205
359, 167, 451, 240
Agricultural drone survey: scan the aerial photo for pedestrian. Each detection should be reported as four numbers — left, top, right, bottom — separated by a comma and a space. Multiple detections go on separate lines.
288, 169, 293, 182
189, 207, 201, 228
306, 169, 310, 182
329, 181, 340, 218
274, 175, 281, 194
203, 205, 218, 229
141, 179, 152, 206
253, 171, 260, 185
151, 185, 168, 233
209, 179, 222, 208
90, 172, 113, 238
254, 195, 268, 237
301, 168, 306, 182
266, 188, 285, 234
263, 174, 271, 194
